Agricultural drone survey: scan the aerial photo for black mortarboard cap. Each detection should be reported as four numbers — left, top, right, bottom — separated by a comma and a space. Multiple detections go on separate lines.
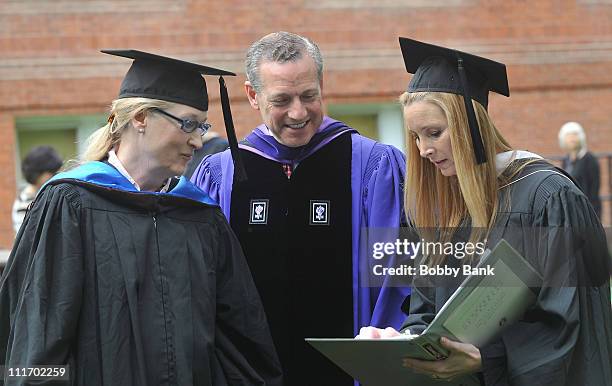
399, 37, 509, 164
102, 49, 247, 180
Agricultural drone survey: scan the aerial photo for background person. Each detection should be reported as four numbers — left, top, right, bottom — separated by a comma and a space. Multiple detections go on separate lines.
0, 50, 281, 386
357, 37, 612, 386
558, 121, 601, 218
11, 145, 63, 233
191, 31, 409, 385
183, 130, 228, 179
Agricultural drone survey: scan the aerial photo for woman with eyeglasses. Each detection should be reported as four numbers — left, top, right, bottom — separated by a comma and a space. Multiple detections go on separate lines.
0, 50, 280, 386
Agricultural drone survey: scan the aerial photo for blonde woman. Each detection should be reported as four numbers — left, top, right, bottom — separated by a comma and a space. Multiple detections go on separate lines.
358, 38, 611, 386
0, 50, 281, 386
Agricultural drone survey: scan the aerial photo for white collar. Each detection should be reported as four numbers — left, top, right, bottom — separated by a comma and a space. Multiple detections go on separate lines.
107, 150, 172, 192
495, 150, 543, 176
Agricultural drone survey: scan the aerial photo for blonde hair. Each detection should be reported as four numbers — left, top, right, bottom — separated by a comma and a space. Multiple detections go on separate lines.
400, 91, 514, 263
81, 97, 174, 161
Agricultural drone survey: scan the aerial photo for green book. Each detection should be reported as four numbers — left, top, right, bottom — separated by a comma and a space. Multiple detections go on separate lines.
307, 239, 542, 386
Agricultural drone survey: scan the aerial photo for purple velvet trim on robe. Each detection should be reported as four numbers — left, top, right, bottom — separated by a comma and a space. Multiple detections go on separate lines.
240, 116, 355, 164
350, 135, 410, 332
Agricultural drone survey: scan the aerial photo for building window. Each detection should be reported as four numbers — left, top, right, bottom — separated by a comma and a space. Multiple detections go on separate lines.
14, 114, 106, 185
327, 103, 405, 152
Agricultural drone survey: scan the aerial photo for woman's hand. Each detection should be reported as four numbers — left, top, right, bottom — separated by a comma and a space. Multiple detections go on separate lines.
355, 326, 401, 339
402, 337, 482, 381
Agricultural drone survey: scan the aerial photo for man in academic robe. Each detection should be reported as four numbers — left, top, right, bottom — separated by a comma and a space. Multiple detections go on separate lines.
191, 31, 410, 385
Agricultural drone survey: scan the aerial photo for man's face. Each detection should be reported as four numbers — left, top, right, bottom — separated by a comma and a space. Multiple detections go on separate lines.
245, 56, 323, 147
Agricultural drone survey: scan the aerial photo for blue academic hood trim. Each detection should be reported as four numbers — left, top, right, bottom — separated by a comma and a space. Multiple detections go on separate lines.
46, 161, 218, 206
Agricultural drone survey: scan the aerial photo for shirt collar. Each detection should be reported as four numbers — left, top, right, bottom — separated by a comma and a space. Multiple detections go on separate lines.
107, 150, 172, 192
495, 150, 543, 176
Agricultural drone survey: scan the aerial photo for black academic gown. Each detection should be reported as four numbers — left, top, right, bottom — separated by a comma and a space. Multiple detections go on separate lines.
229, 133, 354, 386
0, 163, 282, 386
403, 160, 612, 386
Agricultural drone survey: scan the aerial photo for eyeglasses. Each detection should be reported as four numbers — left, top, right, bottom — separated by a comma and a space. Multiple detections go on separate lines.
150, 108, 211, 137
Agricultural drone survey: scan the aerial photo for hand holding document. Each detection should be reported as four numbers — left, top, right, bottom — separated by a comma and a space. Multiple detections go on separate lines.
402, 336, 482, 382
307, 240, 542, 386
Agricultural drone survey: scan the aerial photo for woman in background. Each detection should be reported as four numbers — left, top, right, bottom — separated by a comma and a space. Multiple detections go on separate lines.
11, 145, 63, 233
558, 121, 601, 218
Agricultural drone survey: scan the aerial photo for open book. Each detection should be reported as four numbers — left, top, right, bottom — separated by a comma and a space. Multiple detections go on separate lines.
306, 239, 542, 386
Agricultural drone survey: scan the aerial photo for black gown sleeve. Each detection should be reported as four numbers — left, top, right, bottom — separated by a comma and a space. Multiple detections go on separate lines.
400, 285, 436, 335
212, 214, 283, 386
482, 180, 612, 386
0, 183, 84, 385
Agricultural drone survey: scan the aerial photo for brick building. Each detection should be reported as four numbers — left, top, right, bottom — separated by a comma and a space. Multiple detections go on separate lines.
1, 0, 611, 256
